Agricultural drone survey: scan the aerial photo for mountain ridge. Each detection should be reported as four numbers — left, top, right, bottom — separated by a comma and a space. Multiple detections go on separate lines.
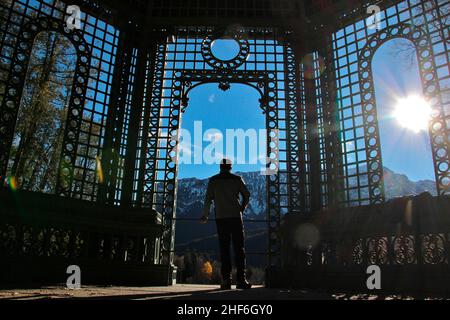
174, 167, 437, 265
176, 167, 437, 218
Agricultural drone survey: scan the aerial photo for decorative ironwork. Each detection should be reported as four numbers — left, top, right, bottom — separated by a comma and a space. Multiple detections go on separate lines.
140, 41, 167, 210
157, 68, 279, 266
135, 28, 298, 268
393, 235, 416, 265
0, 190, 165, 284
367, 237, 389, 265
201, 32, 250, 70
283, 39, 307, 214
0, 0, 449, 290
278, 195, 450, 291
422, 233, 446, 265
352, 239, 364, 265
327, 0, 450, 207
0, 17, 91, 196
358, 22, 450, 202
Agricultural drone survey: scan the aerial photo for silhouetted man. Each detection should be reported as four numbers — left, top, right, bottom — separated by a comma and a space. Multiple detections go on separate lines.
200, 159, 252, 290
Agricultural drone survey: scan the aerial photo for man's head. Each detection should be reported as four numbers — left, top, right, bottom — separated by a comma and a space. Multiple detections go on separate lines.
220, 158, 232, 172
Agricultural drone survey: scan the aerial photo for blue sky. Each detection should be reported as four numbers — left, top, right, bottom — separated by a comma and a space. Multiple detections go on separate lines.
178, 38, 436, 183
178, 83, 265, 179
372, 39, 435, 182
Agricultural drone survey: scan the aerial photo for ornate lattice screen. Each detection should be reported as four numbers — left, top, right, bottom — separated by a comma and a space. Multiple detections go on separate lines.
0, 0, 120, 201
330, 0, 450, 206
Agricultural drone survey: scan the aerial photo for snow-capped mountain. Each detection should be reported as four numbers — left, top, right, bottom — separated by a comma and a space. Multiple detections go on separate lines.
176, 171, 268, 218
176, 167, 437, 218
174, 167, 437, 266
383, 167, 436, 198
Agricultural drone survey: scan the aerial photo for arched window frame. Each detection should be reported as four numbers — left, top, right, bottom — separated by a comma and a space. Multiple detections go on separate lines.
0, 17, 91, 197
358, 22, 449, 202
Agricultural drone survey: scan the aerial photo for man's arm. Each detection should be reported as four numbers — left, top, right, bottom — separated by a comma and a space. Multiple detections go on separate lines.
239, 178, 251, 212
201, 179, 214, 222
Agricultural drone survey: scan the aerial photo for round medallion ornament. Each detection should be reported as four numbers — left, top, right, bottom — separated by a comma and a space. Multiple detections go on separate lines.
201, 33, 249, 70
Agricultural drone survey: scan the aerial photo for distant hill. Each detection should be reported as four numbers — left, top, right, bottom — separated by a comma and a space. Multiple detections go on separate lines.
175, 167, 437, 266
176, 167, 436, 219
383, 167, 436, 198
176, 171, 268, 218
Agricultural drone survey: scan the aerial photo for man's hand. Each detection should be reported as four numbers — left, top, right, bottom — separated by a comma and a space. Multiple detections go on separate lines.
200, 215, 209, 224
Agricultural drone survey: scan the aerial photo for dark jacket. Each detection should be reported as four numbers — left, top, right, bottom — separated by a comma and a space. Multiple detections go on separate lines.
202, 171, 251, 219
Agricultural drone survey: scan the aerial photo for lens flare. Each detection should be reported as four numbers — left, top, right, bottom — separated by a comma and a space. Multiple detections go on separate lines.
293, 223, 320, 250
96, 156, 104, 184
301, 53, 325, 80
393, 95, 431, 133
8, 176, 17, 191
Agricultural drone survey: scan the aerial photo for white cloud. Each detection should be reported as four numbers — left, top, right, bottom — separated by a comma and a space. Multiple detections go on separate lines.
208, 94, 216, 103
204, 132, 223, 142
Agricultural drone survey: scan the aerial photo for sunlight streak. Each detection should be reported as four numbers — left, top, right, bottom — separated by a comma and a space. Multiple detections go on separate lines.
393, 95, 431, 133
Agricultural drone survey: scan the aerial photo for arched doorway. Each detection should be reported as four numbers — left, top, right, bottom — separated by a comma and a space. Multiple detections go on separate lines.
174, 82, 268, 284
158, 69, 279, 271
136, 28, 306, 272
372, 38, 437, 198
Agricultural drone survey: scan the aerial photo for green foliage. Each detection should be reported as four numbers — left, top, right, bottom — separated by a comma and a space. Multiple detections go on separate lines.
4, 31, 77, 193
0, 1, 106, 198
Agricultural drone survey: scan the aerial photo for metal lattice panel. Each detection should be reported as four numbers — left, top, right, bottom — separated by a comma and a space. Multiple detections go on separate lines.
359, 22, 449, 199
131, 27, 307, 266
155, 69, 279, 265
99, 29, 139, 206
0, 0, 449, 286
0, 16, 91, 196
283, 39, 307, 214
331, 0, 450, 206
0, 0, 121, 200
318, 32, 346, 208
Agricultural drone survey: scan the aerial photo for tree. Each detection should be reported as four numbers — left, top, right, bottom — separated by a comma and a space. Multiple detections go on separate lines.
0, 1, 106, 199
6, 31, 77, 193
388, 0, 449, 67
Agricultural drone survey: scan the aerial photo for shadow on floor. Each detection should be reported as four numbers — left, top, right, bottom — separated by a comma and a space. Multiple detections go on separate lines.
69, 287, 333, 301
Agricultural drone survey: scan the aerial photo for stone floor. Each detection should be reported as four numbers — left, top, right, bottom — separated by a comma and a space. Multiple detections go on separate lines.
0, 285, 331, 300
0, 284, 442, 300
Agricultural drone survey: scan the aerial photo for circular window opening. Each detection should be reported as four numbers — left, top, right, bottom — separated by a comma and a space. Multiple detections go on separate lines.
211, 39, 240, 61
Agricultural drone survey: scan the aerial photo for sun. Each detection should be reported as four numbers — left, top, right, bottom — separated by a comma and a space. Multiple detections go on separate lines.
393, 95, 431, 133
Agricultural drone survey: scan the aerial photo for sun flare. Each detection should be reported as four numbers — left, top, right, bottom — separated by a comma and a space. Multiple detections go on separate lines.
393, 95, 431, 133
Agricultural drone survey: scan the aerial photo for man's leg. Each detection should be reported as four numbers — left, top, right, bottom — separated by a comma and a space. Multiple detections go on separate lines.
216, 219, 232, 284
231, 218, 249, 286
